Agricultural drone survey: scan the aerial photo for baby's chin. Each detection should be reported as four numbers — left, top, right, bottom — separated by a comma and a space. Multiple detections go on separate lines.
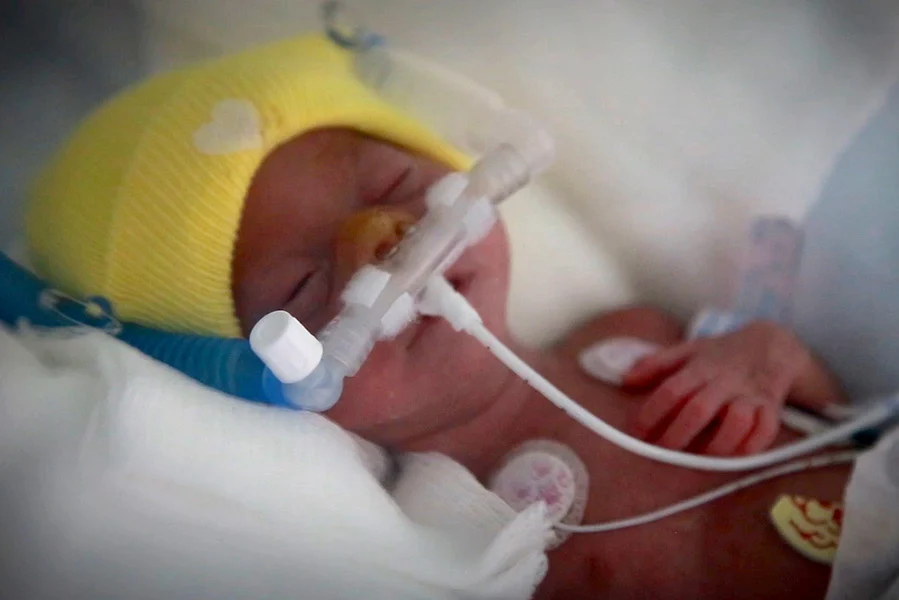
323, 317, 508, 445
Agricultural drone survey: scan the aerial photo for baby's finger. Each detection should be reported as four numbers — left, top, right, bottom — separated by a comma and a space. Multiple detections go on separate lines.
738, 404, 780, 455
632, 368, 707, 439
623, 342, 695, 387
655, 382, 730, 450
702, 400, 756, 456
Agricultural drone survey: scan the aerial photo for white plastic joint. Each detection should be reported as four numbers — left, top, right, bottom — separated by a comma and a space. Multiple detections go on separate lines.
341, 265, 391, 307
425, 172, 470, 211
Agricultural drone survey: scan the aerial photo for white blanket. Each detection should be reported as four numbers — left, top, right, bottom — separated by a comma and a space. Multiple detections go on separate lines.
827, 425, 899, 599
0, 323, 550, 599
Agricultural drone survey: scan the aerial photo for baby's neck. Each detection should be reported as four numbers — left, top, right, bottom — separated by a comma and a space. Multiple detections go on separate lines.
395, 346, 568, 481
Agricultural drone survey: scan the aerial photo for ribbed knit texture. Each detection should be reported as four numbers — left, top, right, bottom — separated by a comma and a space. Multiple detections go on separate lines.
26, 35, 469, 338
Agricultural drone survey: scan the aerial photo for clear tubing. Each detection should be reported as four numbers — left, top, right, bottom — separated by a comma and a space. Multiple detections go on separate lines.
352, 41, 556, 172
353, 44, 508, 157
272, 357, 346, 412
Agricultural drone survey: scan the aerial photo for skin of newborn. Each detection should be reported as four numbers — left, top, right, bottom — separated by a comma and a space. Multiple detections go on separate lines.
232, 127, 851, 599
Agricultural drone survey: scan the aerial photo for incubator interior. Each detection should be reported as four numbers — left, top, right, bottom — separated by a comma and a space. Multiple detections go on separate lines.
2, 1, 899, 598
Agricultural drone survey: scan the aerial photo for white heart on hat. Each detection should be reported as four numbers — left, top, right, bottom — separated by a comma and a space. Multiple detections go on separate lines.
193, 99, 264, 155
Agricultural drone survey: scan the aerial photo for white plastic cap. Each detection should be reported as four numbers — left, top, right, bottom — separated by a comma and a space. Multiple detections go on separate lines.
249, 311, 323, 383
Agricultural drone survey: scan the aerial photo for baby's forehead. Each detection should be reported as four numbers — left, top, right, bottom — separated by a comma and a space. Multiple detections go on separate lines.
254, 128, 429, 175
246, 127, 450, 207
238, 127, 450, 241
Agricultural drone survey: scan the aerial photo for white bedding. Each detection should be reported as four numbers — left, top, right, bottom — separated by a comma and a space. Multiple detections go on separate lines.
4, 2, 899, 597
0, 323, 550, 599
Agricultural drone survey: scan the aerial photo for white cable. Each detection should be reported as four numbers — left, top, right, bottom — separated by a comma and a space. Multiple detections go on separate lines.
420, 280, 870, 536
555, 450, 859, 534
780, 406, 835, 436
420, 277, 895, 472
423, 277, 895, 471
467, 321, 895, 471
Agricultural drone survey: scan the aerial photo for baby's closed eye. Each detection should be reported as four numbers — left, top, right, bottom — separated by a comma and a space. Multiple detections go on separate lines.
282, 261, 333, 328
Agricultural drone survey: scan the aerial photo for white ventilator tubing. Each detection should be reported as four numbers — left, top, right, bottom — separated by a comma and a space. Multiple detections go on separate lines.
420, 276, 899, 473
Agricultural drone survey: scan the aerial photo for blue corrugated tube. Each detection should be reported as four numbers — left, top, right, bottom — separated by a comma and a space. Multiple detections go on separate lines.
0, 252, 288, 406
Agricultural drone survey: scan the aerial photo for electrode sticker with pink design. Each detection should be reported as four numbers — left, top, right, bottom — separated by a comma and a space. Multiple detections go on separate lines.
489, 451, 577, 523
578, 337, 661, 385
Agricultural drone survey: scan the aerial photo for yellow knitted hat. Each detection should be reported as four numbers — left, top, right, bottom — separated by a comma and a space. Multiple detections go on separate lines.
26, 34, 470, 338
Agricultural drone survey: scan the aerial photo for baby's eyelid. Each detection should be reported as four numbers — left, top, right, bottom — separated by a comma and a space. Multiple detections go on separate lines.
285, 268, 316, 305
284, 262, 333, 321
366, 164, 415, 206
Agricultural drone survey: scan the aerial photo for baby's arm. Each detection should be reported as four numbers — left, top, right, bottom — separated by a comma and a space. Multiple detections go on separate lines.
622, 321, 847, 456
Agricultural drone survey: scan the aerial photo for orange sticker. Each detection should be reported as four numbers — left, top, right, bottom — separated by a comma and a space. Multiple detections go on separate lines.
769, 495, 843, 564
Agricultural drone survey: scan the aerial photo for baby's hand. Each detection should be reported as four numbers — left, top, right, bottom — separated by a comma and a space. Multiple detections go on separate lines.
622, 322, 810, 456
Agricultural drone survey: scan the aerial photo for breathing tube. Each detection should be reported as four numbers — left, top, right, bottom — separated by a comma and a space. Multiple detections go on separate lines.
0, 252, 285, 406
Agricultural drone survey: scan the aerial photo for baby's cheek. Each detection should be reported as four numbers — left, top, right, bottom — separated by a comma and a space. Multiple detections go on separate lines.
481, 221, 511, 270
327, 345, 416, 433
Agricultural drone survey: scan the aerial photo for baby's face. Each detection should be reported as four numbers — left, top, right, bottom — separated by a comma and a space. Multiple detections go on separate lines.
233, 128, 513, 445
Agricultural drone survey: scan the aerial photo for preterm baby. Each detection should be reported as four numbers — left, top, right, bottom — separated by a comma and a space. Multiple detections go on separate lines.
26, 34, 851, 599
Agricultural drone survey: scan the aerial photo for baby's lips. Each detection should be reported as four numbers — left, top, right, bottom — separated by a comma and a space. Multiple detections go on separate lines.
578, 337, 662, 386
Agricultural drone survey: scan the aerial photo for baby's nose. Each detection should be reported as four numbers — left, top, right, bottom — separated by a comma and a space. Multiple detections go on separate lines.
336, 207, 417, 275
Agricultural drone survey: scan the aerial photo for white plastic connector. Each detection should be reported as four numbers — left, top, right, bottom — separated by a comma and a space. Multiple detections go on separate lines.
424, 174, 496, 247
249, 311, 323, 383
462, 198, 497, 245
379, 292, 417, 339
341, 265, 391, 307
419, 277, 482, 332
340, 266, 418, 338
425, 172, 470, 211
